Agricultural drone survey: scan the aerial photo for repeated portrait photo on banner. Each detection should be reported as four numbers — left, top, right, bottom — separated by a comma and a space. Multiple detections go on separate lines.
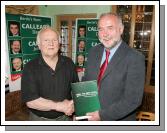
75, 19, 101, 80
6, 13, 52, 91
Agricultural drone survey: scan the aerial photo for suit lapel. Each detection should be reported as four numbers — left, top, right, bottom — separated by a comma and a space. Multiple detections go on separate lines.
101, 42, 129, 80
94, 44, 104, 78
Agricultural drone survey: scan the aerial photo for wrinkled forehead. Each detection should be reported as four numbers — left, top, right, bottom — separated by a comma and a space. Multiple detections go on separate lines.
98, 15, 120, 26
40, 29, 57, 36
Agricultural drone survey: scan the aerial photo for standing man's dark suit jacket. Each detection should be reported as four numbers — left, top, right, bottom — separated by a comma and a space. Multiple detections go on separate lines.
84, 41, 145, 121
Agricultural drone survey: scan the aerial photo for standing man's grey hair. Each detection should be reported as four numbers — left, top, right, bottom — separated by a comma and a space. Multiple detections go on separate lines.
98, 12, 124, 28
36, 26, 60, 45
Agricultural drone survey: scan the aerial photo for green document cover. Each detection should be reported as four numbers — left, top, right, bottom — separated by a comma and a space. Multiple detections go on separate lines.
71, 80, 100, 120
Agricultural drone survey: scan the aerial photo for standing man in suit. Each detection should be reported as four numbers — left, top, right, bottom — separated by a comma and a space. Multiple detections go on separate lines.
84, 13, 145, 121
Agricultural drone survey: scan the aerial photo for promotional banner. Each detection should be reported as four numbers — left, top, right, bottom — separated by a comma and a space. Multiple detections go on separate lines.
75, 19, 100, 80
6, 13, 52, 91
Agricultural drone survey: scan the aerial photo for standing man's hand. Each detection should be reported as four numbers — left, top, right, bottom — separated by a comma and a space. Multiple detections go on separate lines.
86, 111, 101, 121
63, 100, 74, 116
56, 99, 74, 116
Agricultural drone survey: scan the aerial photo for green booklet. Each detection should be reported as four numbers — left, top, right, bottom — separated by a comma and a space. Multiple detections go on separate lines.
71, 80, 100, 120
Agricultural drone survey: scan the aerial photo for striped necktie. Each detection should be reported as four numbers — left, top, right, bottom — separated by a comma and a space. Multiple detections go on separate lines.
97, 50, 110, 89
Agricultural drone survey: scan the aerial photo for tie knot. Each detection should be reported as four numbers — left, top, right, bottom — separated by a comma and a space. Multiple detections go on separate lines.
105, 49, 110, 58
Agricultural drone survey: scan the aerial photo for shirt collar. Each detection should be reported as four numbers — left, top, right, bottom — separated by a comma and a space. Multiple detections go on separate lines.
100, 40, 122, 66
38, 54, 65, 68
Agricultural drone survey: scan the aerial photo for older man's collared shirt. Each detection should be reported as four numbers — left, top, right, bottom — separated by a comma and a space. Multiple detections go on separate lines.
21, 55, 79, 119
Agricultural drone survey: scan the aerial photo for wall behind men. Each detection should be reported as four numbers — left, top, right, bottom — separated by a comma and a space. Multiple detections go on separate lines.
38, 5, 111, 26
